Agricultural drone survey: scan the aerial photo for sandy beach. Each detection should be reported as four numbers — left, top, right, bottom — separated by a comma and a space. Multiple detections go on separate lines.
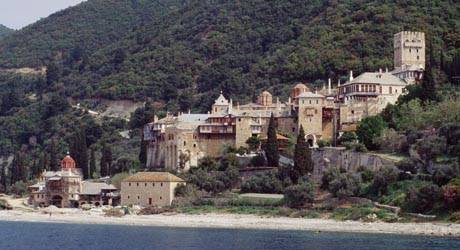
1, 209, 459, 237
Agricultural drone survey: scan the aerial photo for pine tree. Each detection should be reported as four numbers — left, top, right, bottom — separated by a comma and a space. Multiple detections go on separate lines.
291, 126, 313, 184
264, 113, 279, 168
89, 148, 96, 179
1, 162, 8, 189
420, 40, 438, 103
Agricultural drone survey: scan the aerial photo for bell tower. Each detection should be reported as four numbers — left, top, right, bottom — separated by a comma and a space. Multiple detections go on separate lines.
394, 31, 425, 69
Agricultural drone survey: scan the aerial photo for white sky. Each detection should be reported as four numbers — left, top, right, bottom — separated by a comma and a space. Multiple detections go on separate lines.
0, 0, 87, 29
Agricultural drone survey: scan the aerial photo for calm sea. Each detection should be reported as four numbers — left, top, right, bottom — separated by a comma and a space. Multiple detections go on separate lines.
0, 221, 459, 250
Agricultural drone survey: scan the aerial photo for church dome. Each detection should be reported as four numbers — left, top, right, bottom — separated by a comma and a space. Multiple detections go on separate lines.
61, 154, 76, 169
291, 83, 311, 98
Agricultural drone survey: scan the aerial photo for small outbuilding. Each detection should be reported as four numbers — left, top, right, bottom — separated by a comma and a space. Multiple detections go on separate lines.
120, 172, 185, 207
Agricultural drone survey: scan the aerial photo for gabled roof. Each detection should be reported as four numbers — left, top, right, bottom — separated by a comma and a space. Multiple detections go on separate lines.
296, 92, 325, 98
81, 182, 117, 195
344, 72, 407, 86
122, 172, 185, 183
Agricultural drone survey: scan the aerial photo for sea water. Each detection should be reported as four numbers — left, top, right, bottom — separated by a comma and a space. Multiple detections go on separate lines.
0, 221, 459, 250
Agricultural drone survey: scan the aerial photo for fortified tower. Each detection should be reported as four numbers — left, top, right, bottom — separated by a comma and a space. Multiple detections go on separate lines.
394, 31, 425, 69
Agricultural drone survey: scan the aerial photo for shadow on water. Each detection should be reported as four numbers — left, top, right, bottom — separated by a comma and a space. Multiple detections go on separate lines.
0, 221, 459, 250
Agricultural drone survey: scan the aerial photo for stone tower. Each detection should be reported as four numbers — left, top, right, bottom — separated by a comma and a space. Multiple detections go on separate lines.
394, 31, 425, 69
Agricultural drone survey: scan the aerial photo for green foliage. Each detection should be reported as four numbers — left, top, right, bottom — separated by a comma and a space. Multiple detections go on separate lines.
0, 24, 13, 39
100, 143, 113, 177
317, 139, 330, 148
339, 132, 357, 145
264, 114, 279, 168
110, 172, 130, 190
414, 135, 447, 165
368, 167, 400, 197
320, 167, 342, 190
356, 115, 387, 150
283, 178, 315, 208
8, 181, 28, 196
329, 172, 362, 198
186, 163, 240, 194
291, 126, 313, 184
404, 183, 443, 213
433, 164, 460, 186
245, 135, 260, 152
241, 172, 283, 194
70, 124, 89, 179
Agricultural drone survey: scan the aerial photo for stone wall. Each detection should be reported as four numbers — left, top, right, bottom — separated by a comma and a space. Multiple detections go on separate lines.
311, 147, 396, 181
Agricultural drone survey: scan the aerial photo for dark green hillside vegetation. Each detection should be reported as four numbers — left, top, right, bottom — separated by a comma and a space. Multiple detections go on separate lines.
0, 0, 459, 111
0, 0, 186, 67
0, 24, 13, 39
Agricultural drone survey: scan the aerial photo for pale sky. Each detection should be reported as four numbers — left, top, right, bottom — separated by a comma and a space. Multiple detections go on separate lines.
0, 0, 87, 29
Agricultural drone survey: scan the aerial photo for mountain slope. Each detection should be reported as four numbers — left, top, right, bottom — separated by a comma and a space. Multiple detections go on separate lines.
0, 24, 13, 39
0, 0, 459, 112
0, 0, 186, 67
62, 0, 460, 110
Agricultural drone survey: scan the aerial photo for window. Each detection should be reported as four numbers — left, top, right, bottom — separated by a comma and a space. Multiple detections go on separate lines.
417, 56, 419, 60
128, 196, 130, 199
137, 196, 140, 200
309, 100, 312, 104
184, 141, 186, 146
129, 183, 131, 186
389, 87, 393, 94
137, 183, 139, 187
302, 100, 304, 104
161, 183, 163, 187
193, 144, 197, 148
149, 198, 152, 205
153, 183, 155, 187
145, 183, 147, 187
160, 196, 162, 200
316, 100, 318, 104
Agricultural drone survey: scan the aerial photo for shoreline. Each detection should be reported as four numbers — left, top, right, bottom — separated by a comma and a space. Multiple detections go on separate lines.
1, 210, 459, 237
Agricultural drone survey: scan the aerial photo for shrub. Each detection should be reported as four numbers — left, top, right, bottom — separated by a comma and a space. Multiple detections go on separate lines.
357, 167, 374, 183
250, 154, 266, 167
432, 164, 460, 186
317, 139, 330, 148
246, 136, 261, 152
329, 173, 362, 198
374, 128, 407, 153
339, 132, 357, 145
443, 178, 460, 210
8, 181, 28, 196
404, 184, 443, 213
241, 172, 283, 194
284, 178, 315, 208
369, 167, 399, 196
414, 135, 447, 165
174, 183, 187, 197
356, 115, 387, 150
320, 167, 341, 190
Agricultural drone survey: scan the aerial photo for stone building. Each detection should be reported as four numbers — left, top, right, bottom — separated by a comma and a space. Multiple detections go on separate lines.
392, 31, 425, 84
144, 31, 424, 171
145, 85, 336, 171
28, 154, 118, 208
120, 172, 185, 207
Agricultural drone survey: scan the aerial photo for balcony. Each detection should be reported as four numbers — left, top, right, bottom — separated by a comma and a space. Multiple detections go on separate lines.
250, 125, 262, 134
199, 125, 235, 134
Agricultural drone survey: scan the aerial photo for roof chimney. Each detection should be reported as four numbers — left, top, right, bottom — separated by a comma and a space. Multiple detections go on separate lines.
338, 79, 341, 87
385, 67, 388, 73
349, 71, 354, 81
379, 68, 382, 73
328, 78, 331, 95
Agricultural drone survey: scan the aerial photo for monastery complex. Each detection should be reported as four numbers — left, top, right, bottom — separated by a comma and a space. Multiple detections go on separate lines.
144, 31, 426, 171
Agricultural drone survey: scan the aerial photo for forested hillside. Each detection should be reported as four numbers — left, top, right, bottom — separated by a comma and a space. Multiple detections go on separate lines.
0, 0, 186, 67
0, 24, 13, 39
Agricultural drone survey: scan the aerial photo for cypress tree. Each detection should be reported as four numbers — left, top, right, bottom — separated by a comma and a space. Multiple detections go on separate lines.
139, 101, 155, 169
291, 125, 313, 184
100, 144, 113, 177
420, 40, 438, 103
265, 113, 279, 168
1, 162, 7, 189
71, 125, 89, 179
49, 139, 59, 171
89, 148, 96, 179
